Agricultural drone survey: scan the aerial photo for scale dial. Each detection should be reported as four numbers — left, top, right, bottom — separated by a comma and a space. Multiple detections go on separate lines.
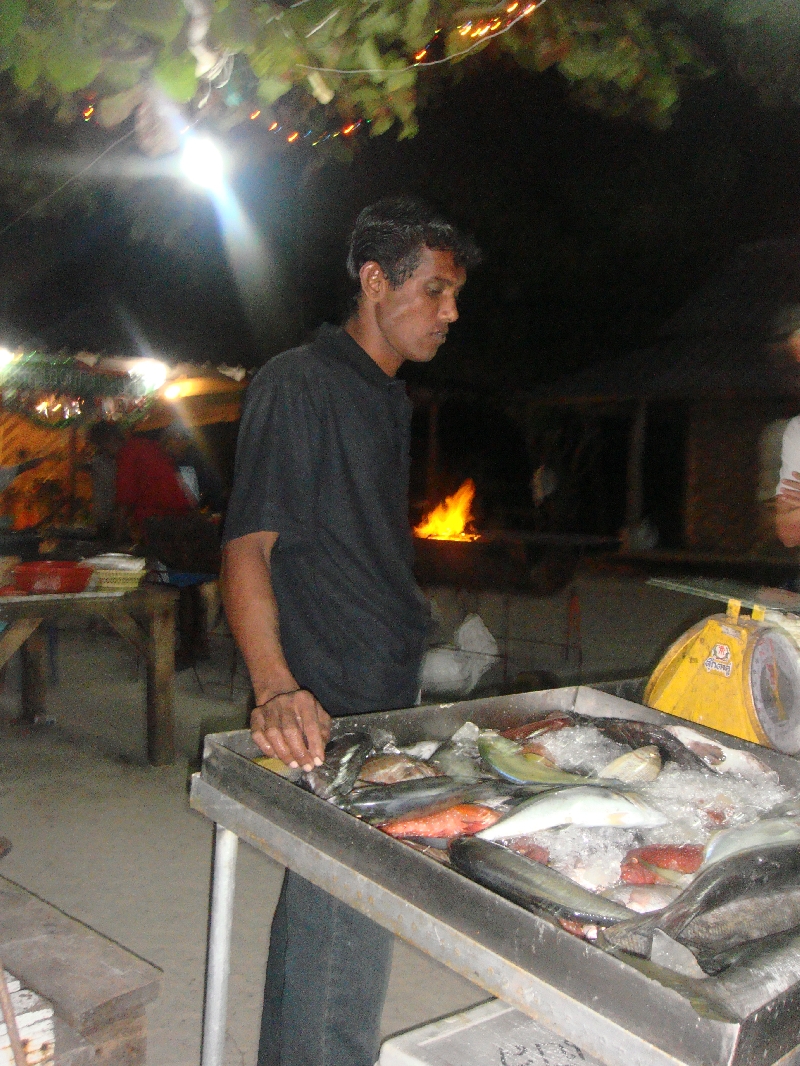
750, 627, 800, 753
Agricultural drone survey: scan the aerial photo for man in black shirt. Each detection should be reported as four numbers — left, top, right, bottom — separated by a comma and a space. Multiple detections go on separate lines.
222, 197, 480, 1066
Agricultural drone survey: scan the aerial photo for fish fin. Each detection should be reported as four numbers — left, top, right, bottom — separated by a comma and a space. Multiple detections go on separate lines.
600, 916, 659, 957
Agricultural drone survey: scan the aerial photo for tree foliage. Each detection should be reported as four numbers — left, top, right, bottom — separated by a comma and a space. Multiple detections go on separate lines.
0, 0, 715, 152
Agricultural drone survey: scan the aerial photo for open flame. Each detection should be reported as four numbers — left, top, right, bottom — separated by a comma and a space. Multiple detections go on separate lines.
414, 479, 480, 541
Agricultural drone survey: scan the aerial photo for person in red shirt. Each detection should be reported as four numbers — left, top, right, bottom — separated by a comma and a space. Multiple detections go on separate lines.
115, 434, 195, 535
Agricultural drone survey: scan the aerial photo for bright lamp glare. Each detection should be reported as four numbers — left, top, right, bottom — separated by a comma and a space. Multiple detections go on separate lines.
134, 359, 168, 392
0, 348, 14, 369
180, 136, 225, 190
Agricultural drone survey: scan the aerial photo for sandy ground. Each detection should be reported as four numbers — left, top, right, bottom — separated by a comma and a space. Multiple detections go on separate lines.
0, 571, 706, 1065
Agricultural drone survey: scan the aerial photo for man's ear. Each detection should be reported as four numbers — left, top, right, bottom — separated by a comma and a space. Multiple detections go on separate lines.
359, 260, 388, 303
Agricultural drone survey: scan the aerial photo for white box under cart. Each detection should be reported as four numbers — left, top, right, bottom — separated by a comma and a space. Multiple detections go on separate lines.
379, 999, 606, 1066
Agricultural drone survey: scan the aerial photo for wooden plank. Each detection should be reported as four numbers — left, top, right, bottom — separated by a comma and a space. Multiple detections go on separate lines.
20, 630, 46, 724
145, 598, 175, 765
0, 879, 160, 1037
0, 618, 42, 669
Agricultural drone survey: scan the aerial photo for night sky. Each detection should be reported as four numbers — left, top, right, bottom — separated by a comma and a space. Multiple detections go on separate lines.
2, 61, 800, 392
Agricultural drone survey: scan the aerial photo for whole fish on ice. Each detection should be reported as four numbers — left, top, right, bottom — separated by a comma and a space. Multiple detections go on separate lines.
449, 837, 634, 924
380, 803, 500, 841
598, 746, 661, 783
358, 753, 439, 784
479, 732, 597, 786
476, 785, 668, 841
302, 731, 373, 802
344, 776, 470, 820
666, 724, 779, 781
602, 842, 800, 965
703, 818, 800, 867
590, 718, 709, 772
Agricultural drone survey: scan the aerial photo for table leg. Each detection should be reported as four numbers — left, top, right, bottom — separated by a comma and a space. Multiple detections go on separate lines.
20, 629, 47, 724
201, 826, 239, 1066
145, 598, 176, 765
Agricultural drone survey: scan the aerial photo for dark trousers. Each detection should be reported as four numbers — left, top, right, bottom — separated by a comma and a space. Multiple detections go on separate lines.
258, 870, 394, 1066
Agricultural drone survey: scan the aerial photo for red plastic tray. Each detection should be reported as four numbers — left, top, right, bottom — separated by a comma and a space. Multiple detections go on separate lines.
14, 561, 92, 594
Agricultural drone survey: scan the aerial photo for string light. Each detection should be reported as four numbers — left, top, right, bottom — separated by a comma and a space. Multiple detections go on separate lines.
250, 109, 261, 119
82, 106, 94, 120
287, 131, 299, 142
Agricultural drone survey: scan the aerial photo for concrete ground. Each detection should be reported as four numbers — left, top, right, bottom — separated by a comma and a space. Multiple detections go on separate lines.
0, 568, 711, 1065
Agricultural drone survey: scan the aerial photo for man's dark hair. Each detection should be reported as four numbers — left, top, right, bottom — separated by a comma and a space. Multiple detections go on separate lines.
346, 197, 481, 291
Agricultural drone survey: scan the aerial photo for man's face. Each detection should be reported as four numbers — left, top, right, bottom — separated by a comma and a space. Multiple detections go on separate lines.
372, 248, 466, 373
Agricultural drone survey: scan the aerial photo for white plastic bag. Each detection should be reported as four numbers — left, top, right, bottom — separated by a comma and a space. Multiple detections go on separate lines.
420, 613, 499, 697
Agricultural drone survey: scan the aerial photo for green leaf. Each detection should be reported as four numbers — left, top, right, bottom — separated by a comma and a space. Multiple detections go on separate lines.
256, 74, 292, 103
358, 37, 383, 76
369, 112, 394, 135
13, 48, 41, 91
401, 0, 430, 49
0, 0, 25, 51
153, 49, 197, 102
44, 46, 103, 93
210, 0, 256, 53
117, 0, 187, 44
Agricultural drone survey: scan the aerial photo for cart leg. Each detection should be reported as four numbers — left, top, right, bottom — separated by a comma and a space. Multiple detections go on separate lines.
201, 825, 239, 1066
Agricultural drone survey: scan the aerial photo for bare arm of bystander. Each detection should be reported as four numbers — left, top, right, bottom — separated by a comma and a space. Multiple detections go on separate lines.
221, 531, 331, 771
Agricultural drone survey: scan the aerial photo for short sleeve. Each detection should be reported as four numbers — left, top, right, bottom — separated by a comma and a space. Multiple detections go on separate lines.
777, 417, 800, 494
223, 358, 323, 543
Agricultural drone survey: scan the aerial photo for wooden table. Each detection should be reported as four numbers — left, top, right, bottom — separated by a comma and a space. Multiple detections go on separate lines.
0, 585, 179, 765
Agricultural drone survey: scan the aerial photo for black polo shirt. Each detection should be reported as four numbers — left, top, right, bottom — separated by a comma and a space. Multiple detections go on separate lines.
224, 324, 431, 716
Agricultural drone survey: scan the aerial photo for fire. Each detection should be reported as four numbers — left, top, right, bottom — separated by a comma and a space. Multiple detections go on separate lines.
414, 479, 480, 541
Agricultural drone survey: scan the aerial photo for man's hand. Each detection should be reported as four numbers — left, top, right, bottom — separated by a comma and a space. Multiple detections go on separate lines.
251, 689, 332, 771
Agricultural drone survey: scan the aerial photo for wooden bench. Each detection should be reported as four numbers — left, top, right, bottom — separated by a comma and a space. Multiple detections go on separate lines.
0, 878, 161, 1065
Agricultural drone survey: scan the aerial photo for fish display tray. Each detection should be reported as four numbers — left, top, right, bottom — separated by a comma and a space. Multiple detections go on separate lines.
191, 685, 800, 1066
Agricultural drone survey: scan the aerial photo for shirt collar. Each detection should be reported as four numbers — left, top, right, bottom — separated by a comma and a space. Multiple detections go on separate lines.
317, 323, 400, 388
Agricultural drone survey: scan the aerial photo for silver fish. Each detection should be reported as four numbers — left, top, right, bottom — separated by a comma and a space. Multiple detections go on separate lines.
598, 745, 661, 783
603, 843, 800, 959
303, 731, 373, 802
703, 819, 800, 867
343, 776, 470, 820
680, 887, 800, 955
476, 785, 668, 842
449, 837, 634, 924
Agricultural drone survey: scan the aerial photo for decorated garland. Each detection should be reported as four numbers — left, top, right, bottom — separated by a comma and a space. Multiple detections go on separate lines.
0, 352, 156, 429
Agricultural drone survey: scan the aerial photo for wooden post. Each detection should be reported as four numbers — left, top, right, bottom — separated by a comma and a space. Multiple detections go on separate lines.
622, 399, 647, 549
19, 629, 47, 724
145, 592, 176, 765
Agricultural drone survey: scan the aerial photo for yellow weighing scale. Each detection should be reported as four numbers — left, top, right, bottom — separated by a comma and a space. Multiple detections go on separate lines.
645, 577, 800, 754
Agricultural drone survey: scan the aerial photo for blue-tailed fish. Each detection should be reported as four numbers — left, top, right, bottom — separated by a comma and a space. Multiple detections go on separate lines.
479, 731, 593, 785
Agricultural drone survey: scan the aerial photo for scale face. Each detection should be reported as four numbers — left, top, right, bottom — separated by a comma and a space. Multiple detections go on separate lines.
750, 628, 800, 752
